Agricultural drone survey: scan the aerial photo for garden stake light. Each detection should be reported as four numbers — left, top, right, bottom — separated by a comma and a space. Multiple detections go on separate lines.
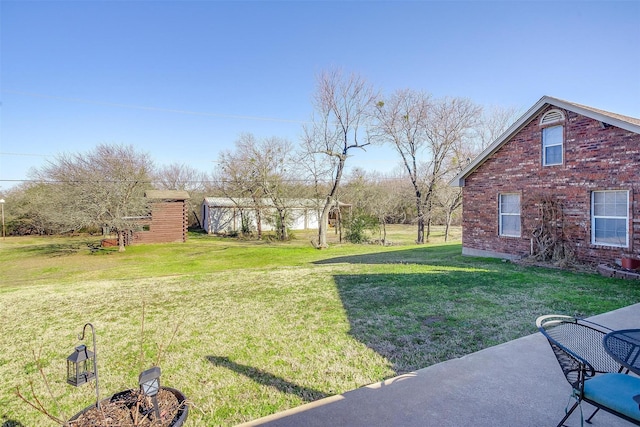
139, 366, 161, 420
67, 323, 100, 408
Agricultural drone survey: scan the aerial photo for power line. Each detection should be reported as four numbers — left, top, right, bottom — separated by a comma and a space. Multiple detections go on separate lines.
0, 174, 410, 185
0, 152, 52, 158
2, 89, 313, 125
0, 178, 332, 184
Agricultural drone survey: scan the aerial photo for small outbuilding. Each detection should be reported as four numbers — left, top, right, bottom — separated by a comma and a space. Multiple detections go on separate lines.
201, 197, 351, 234
131, 190, 190, 244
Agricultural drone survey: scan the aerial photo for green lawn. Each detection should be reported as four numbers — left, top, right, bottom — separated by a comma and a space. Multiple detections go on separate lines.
1, 226, 638, 426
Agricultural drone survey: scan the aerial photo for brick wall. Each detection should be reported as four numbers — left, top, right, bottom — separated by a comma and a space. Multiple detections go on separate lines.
133, 200, 188, 244
462, 106, 640, 265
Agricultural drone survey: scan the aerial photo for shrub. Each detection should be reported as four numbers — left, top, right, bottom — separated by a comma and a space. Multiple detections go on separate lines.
344, 214, 378, 244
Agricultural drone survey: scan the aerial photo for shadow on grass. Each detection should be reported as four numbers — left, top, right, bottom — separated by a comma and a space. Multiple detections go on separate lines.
313, 245, 473, 267
331, 266, 579, 375
206, 356, 328, 402
17, 240, 102, 257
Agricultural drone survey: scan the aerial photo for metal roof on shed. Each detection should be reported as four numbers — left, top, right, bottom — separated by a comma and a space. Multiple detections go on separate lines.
145, 190, 190, 200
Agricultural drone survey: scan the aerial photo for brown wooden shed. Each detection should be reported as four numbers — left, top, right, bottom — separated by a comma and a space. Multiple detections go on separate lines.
132, 190, 190, 244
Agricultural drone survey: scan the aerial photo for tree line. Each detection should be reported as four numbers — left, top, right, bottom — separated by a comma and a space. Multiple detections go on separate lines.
0, 68, 516, 248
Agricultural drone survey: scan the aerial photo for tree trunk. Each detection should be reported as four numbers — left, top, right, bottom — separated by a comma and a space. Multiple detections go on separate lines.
382, 221, 387, 245
318, 156, 346, 249
337, 207, 342, 243
277, 209, 287, 241
444, 212, 451, 242
256, 208, 262, 240
424, 197, 434, 243
414, 188, 424, 244
317, 198, 332, 248
417, 215, 424, 244
118, 230, 126, 252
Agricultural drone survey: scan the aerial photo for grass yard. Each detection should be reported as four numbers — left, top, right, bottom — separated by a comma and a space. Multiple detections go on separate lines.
1, 225, 639, 426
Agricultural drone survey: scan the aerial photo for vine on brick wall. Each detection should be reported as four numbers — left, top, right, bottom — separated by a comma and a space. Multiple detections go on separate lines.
524, 194, 576, 265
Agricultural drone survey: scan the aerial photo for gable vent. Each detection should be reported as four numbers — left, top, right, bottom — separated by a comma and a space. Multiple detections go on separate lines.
540, 109, 565, 126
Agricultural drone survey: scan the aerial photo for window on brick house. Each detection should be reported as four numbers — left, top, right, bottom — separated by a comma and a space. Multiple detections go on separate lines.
591, 190, 629, 247
499, 193, 521, 237
542, 125, 563, 165
540, 109, 565, 166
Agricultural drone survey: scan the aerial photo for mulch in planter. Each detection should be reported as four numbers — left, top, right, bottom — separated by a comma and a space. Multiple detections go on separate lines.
67, 388, 187, 427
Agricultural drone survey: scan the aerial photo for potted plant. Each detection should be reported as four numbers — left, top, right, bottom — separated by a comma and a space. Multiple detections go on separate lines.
621, 255, 640, 270
18, 322, 188, 427
67, 385, 188, 427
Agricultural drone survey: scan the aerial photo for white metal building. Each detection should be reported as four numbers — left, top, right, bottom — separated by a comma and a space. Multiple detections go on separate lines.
201, 197, 323, 234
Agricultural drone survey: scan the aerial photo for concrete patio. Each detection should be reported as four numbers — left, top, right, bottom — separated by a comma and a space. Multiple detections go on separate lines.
240, 303, 640, 427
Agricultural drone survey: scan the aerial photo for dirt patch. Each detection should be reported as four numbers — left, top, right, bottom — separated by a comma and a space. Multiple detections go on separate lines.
512, 256, 597, 274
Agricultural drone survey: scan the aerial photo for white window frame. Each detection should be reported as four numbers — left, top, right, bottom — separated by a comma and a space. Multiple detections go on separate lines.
591, 190, 629, 247
499, 193, 521, 237
542, 125, 563, 166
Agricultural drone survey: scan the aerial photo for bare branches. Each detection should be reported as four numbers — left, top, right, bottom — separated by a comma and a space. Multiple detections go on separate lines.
16, 385, 66, 425
15, 348, 66, 425
303, 68, 378, 248
371, 91, 481, 243
476, 104, 520, 150
27, 143, 154, 250
523, 193, 576, 265
214, 133, 301, 240
153, 163, 209, 193
155, 313, 185, 368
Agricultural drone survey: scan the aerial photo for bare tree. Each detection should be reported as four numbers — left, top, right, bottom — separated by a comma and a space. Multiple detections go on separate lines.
422, 98, 481, 240
372, 90, 481, 243
241, 134, 298, 240
298, 131, 335, 241
215, 137, 265, 238
476, 105, 520, 150
370, 175, 410, 244
435, 104, 517, 241
342, 169, 406, 245
154, 162, 209, 228
215, 133, 299, 240
371, 89, 431, 243
154, 162, 208, 193
302, 68, 378, 248
435, 180, 462, 241
31, 144, 154, 251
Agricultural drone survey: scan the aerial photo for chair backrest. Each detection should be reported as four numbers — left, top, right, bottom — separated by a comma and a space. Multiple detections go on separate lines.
536, 315, 620, 389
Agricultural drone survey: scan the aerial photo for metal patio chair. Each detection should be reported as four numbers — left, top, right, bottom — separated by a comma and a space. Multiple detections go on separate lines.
536, 314, 640, 426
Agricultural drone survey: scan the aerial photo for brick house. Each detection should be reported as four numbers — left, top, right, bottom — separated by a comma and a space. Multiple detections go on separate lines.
131, 190, 190, 244
452, 96, 640, 266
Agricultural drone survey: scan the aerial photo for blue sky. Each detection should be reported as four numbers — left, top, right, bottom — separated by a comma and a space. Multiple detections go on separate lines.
1, 1, 639, 190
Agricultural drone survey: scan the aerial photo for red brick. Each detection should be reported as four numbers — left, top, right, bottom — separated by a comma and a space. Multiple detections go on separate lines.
462, 106, 640, 265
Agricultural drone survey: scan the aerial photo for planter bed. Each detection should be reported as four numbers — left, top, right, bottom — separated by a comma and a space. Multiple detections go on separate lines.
68, 387, 187, 427
598, 264, 640, 280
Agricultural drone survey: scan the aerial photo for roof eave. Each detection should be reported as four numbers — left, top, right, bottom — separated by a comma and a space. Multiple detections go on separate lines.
451, 96, 549, 187
450, 95, 640, 187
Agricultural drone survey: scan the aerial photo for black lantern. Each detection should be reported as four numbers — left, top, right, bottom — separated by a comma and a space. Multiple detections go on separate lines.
67, 323, 101, 408
139, 366, 162, 419
67, 344, 95, 386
